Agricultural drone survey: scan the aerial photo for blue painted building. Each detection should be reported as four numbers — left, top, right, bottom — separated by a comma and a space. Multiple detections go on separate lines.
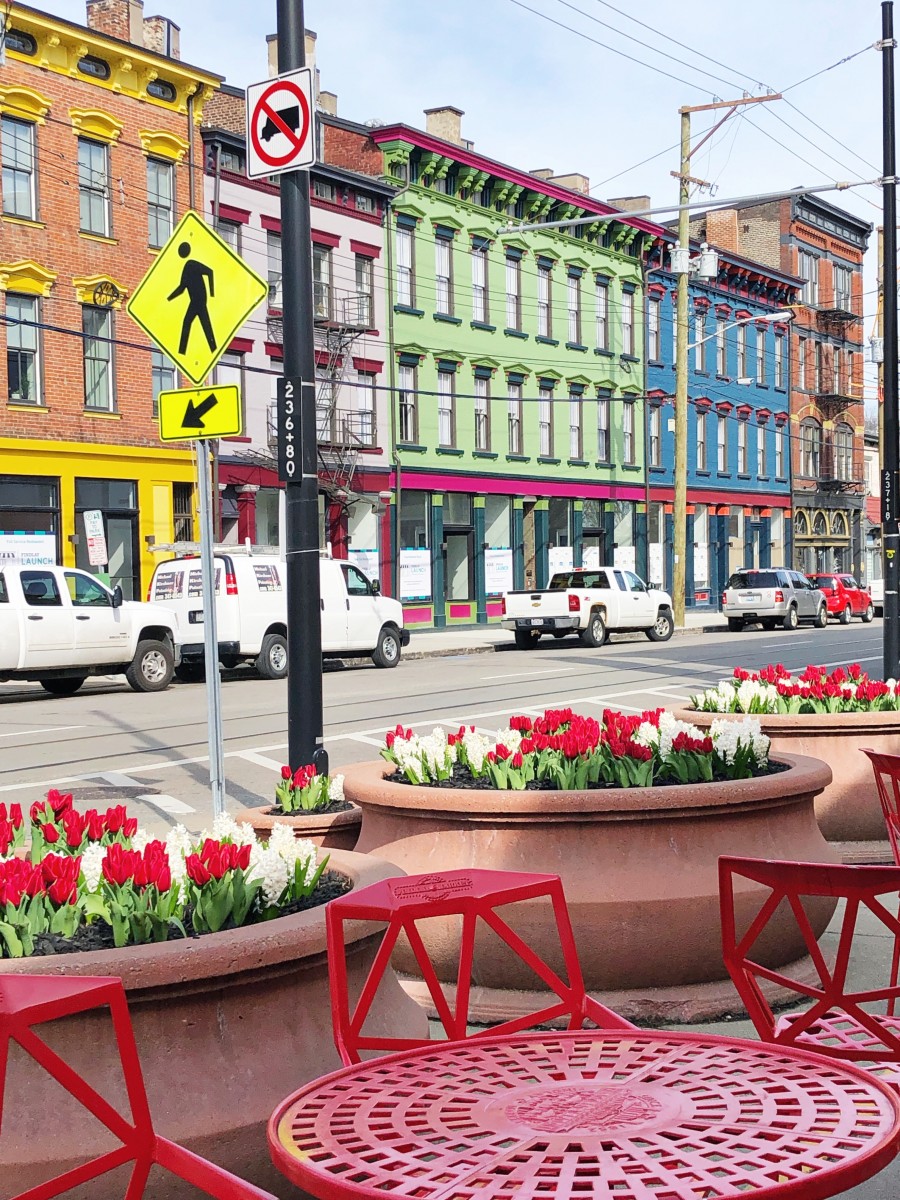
646, 245, 801, 609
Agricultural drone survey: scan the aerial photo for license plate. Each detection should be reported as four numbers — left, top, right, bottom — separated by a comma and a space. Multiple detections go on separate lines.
740, 592, 761, 604
530, 618, 543, 626
189, 610, 204, 624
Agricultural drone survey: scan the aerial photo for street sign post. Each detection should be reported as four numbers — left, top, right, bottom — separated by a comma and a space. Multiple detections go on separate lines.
126, 211, 267, 384
246, 66, 315, 180
158, 384, 242, 442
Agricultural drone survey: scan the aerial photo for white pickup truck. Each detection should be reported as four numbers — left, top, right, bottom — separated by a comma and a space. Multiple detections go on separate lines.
501, 567, 675, 649
0, 565, 179, 695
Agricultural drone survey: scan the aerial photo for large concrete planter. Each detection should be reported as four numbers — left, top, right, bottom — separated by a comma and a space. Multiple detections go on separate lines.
0, 849, 425, 1200
234, 802, 361, 851
673, 707, 900, 850
344, 754, 836, 1023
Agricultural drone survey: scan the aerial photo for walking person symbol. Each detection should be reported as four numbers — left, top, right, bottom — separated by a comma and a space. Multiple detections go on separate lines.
168, 242, 216, 355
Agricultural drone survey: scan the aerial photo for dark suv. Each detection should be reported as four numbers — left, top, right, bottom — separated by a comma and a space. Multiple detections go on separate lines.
722, 568, 827, 632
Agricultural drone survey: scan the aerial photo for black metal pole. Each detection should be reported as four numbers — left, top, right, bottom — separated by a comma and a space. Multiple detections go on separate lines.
278, 0, 328, 773
882, 1, 900, 681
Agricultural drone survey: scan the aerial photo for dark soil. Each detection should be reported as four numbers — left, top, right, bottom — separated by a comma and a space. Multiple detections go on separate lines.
27, 871, 351, 956
386, 760, 790, 791
265, 798, 354, 817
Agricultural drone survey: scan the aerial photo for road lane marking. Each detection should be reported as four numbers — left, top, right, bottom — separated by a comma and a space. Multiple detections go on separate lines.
139, 794, 194, 814
0, 725, 84, 739
235, 749, 286, 771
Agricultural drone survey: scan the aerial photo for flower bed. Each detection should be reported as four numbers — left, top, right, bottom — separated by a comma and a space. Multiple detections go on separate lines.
235, 764, 361, 852
0, 790, 340, 959
691, 663, 900, 715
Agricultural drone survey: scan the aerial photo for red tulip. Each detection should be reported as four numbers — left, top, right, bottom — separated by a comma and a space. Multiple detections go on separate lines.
280, 765, 292, 780
104, 805, 129, 834
41, 823, 60, 844
185, 854, 212, 886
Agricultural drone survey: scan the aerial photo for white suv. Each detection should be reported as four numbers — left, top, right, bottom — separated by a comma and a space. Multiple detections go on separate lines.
722, 568, 827, 632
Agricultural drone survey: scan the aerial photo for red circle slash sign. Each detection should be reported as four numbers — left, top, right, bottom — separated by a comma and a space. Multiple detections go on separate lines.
251, 78, 311, 169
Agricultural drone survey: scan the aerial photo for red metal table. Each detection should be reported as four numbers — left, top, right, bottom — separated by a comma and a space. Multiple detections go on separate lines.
268, 1030, 900, 1200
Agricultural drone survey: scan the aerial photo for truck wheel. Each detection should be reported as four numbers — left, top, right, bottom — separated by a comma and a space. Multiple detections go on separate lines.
125, 639, 174, 692
372, 625, 402, 669
782, 606, 799, 631
257, 633, 288, 679
514, 629, 538, 650
814, 604, 828, 629
174, 662, 205, 683
40, 677, 86, 696
727, 618, 744, 632
579, 610, 607, 648
838, 603, 852, 625
863, 603, 875, 623
646, 610, 675, 642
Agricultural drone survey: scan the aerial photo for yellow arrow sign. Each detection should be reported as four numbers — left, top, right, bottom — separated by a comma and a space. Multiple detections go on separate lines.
157, 384, 242, 442
127, 211, 267, 384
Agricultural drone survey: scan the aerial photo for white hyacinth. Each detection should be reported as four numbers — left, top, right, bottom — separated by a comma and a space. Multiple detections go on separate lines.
493, 728, 523, 753
328, 774, 345, 805
248, 842, 290, 905
461, 728, 491, 773
634, 721, 661, 749
206, 812, 257, 847
656, 710, 704, 759
80, 842, 106, 893
130, 828, 153, 854
164, 824, 193, 864
710, 716, 769, 766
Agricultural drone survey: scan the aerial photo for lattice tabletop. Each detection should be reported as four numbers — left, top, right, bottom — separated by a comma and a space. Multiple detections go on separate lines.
268, 1031, 900, 1200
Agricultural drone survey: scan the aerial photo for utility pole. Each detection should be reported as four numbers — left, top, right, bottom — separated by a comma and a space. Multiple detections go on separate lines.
881, 1, 900, 681
278, 0, 328, 773
672, 94, 781, 627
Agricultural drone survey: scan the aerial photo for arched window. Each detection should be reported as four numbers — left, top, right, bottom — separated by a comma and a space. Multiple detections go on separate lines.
800, 419, 821, 477
834, 423, 853, 481
794, 511, 810, 537
813, 512, 828, 537
832, 511, 849, 538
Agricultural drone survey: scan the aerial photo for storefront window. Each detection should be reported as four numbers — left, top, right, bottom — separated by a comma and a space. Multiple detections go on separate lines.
400, 491, 429, 548
728, 506, 744, 576
548, 497, 572, 575
0, 475, 59, 566
693, 503, 709, 588
484, 496, 512, 596
74, 479, 138, 599
582, 498, 603, 569
648, 501, 665, 588
770, 509, 784, 565
444, 493, 472, 527
613, 501, 635, 571
348, 500, 380, 584
255, 488, 281, 548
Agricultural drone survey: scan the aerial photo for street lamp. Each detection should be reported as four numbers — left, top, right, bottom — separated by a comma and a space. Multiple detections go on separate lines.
686, 309, 795, 353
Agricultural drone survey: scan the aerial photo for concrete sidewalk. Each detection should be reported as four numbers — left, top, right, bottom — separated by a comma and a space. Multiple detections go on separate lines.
404, 611, 727, 660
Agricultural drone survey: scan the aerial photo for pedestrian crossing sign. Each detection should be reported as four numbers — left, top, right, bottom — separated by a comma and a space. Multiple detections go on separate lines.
126, 210, 267, 385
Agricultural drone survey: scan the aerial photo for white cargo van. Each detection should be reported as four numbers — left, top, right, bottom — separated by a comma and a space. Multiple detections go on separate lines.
148, 553, 409, 680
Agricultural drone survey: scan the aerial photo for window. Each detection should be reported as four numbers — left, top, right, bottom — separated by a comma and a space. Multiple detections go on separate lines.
757, 424, 767, 477
737, 418, 748, 473
471, 242, 488, 323
696, 407, 707, 471
775, 424, 786, 477
694, 312, 706, 371
355, 192, 377, 214
644, 297, 660, 362
173, 482, 193, 542
798, 250, 819, 305
775, 333, 785, 388
597, 391, 610, 462
82, 306, 114, 411
714, 318, 726, 375
622, 289, 635, 355
537, 263, 552, 338
354, 254, 373, 326
567, 273, 581, 344
151, 349, 175, 418
214, 218, 240, 250
342, 564, 373, 596
437, 368, 455, 446
532, 381, 551, 457
505, 254, 521, 330
508, 380, 523, 454
267, 231, 283, 308
4, 28, 37, 54
474, 373, 490, 451
396, 225, 413, 307
312, 243, 332, 319
213, 352, 243, 437
2, 116, 36, 219
814, 341, 823, 393
399, 363, 417, 442
717, 414, 727, 471
623, 398, 636, 464
833, 263, 853, 312
313, 179, 337, 203
435, 234, 453, 315
798, 337, 807, 388
848, 350, 856, 397
737, 325, 747, 378
21, 570, 61, 606
355, 371, 376, 446
6, 294, 40, 404
833, 347, 843, 394
800, 419, 821, 477
648, 404, 661, 467
77, 138, 110, 236
595, 277, 609, 350
835, 423, 853, 480
218, 146, 244, 173
146, 158, 173, 248
569, 387, 583, 459
65, 571, 111, 607
77, 54, 110, 80
147, 78, 176, 102
756, 328, 766, 384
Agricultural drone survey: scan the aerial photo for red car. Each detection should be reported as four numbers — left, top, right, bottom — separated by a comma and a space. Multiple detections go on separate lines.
807, 573, 875, 624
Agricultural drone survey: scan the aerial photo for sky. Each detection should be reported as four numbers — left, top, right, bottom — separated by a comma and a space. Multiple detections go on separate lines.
46, 0, 887, 406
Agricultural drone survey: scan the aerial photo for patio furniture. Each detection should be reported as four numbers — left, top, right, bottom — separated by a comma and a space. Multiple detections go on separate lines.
325, 868, 633, 1065
720, 855, 900, 1082
862, 747, 900, 862
268, 1028, 900, 1200
0, 975, 278, 1200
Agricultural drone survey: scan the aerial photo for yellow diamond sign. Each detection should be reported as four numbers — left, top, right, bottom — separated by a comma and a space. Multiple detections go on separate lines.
127, 210, 267, 384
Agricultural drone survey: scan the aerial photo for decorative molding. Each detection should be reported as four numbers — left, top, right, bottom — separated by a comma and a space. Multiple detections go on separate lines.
138, 129, 190, 162
0, 84, 52, 122
0, 259, 57, 296
71, 273, 127, 306
69, 107, 123, 143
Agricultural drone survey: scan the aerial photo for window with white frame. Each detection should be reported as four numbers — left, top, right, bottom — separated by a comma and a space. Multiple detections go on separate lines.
82, 305, 114, 410
800, 419, 821, 477
146, 158, 173, 248
471, 242, 488, 323
814, 341, 823, 393
774, 333, 785, 388
396, 224, 414, 307
151, 349, 175, 418
437, 368, 455, 446
537, 262, 552, 338
848, 349, 856, 397
213, 350, 243, 396
539, 382, 553, 457
505, 254, 521, 330
78, 137, 110, 236
2, 116, 36, 220
757, 423, 767, 477
798, 249, 819, 305
569, 387, 583, 459
435, 233, 453, 316
597, 391, 610, 462
696, 407, 708, 471
474, 373, 490, 451
623, 398, 636, 464
737, 417, 748, 473
798, 337, 807, 388
398, 362, 417, 443
214, 217, 240, 251
356, 371, 376, 446
648, 404, 661, 467
717, 414, 727, 472
508, 380, 523, 454
716, 317, 727, 375
694, 312, 706, 371
648, 298, 661, 361
595, 277, 609, 350
567, 272, 581, 345
622, 289, 635, 355
833, 262, 853, 312
756, 327, 766, 384
267, 230, 282, 309
833, 346, 843, 394
6, 294, 40, 404
355, 254, 374, 326
775, 424, 786, 477
737, 325, 748, 378
313, 243, 332, 320
835, 422, 853, 480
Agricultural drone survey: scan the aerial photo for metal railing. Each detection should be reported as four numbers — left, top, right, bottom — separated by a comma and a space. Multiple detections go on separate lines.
267, 404, 375, 449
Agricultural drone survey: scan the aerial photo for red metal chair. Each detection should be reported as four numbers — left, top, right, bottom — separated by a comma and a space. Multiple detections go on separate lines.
0, 974, 278, 1200
720, 855, 900, 1086
326, 868, 633, 1065
862, 747, 900, 865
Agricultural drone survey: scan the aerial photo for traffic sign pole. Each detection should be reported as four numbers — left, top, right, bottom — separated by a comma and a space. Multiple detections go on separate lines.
196, 438, 227, 817
277, 0, 328, 777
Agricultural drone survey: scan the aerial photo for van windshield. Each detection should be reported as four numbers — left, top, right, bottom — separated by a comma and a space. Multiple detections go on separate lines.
727, 571, 779, 589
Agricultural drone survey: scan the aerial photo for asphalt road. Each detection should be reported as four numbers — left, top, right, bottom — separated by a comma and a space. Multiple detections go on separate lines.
0, 620, 883, 838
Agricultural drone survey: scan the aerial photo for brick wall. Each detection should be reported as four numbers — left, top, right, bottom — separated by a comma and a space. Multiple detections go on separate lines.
202, 90, 246, 137
322, 121, 384, 177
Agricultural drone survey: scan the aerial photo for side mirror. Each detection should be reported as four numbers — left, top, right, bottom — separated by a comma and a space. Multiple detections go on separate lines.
650, 581, 662, 591
111, 585, 124, 609
371, 579, 381, 595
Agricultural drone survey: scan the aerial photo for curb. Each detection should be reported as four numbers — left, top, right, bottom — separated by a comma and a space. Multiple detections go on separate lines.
405, 622, 727, 660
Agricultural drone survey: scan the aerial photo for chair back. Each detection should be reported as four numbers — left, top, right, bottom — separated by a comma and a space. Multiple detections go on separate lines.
326, 868, 633, 1065
720, 855, 900, 1062
862, 747, 900, 865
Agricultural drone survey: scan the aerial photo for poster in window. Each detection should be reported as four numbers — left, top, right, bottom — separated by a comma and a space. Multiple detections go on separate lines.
0, 533, 56, 567
484, 548, 513, 595
693, 543, 709, 588
400, 549, 431, 600
349, 548, 380, 586
614, 545, 636, 572
648, 544, 664, 588
582, 544, 600, 569
548, 545, 574, 576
